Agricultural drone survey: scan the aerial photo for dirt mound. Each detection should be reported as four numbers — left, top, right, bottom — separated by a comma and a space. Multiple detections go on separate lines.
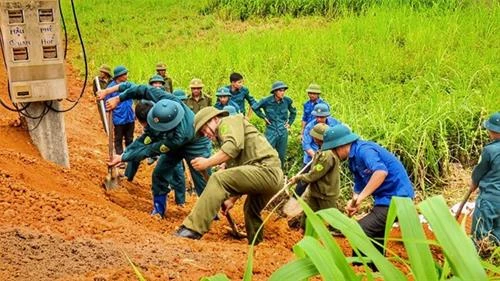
0, 61, 305, 280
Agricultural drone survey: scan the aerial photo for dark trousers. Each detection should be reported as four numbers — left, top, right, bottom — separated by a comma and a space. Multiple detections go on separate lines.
353, 205, 389, 271
114, 122, 135, 154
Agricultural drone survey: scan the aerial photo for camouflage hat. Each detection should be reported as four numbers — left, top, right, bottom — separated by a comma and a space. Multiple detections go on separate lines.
310, 123, 329, 140
311, 103, 330, 117
149, 74, 165, 85
147, 99, 185, 132
322, 125, 359, 151
306, 83, 321, 94
215, 87, 231, 97
189, 78, 204, 88
194, 107, 229, 135
156, 63, 167, 71
484, 112, 500, 133
270, 81, 288, 93
172, 88, 187, 101
113, 65, 128, 80
99, 64, 112, 76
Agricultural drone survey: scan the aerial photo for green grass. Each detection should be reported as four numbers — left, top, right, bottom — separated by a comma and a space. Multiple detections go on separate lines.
62, 0, 500, 194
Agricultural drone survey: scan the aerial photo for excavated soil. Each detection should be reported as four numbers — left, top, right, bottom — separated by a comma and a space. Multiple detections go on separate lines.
0, 59, 472, 280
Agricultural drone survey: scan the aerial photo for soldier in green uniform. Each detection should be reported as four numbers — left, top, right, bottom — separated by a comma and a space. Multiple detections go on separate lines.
252, 81, 297, 169
175, 107, 284, 244
155, 62, 173, 93
186, 78, 212, 113
289, 123, 340, 227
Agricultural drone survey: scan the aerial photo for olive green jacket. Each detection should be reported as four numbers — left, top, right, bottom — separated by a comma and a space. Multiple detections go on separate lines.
296, 150, 340, 199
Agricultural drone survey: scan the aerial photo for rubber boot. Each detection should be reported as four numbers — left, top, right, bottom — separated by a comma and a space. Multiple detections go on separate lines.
151, 194, 167, 218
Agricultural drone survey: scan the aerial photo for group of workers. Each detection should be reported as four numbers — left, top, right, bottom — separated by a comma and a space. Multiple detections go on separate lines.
93, 62, 499, 263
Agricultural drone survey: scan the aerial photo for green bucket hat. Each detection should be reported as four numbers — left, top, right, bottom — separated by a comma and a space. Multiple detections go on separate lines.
270, 81, 288, 93
156, 62, 166, 71
322, 124, 359, 151
147, 99, 185, 132
311, 103, 330, 117
113, 65, 128, 80
306, 83, 321, 94
149, 74, 165, 85
194, 107, 229, 135
99, 64, 112, 76
310, 123, 329, 140
216, 87, 231, 97
172, 89, 187, 101
484, 112, 500, 133
189, 78, 204, 88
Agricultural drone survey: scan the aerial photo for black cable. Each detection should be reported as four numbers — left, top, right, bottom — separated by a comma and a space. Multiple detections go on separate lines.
47, 0, 88, 111
26, 102, 51, 131
58, 0, 68, 60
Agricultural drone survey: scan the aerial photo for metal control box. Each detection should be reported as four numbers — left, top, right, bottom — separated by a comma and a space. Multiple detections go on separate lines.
0, 0, 67, 102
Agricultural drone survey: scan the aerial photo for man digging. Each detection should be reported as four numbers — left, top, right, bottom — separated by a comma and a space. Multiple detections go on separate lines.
175, 107, 284, 245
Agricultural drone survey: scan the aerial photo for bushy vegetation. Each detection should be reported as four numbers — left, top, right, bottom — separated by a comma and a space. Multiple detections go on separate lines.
63, 0, 499, 194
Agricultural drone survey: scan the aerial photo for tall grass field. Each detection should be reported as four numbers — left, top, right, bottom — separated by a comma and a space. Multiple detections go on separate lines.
63, 0, 499, 196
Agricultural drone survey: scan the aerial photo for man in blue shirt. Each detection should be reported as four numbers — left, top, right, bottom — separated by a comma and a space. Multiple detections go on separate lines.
213, 87, 240, 113
252, 81, 297, 169
301, 83, 328, 141
322, 124, 414, 267
225, 72, 256, 116
99, 84, 212, 218
105, 66, 135, 156
470, 112, 500, 249
295, 103, 342, 195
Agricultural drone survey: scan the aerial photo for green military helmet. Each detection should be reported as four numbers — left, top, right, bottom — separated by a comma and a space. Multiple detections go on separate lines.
194, 107, 229, 135
484, 112, 500, 133
189, 78, 204, 88
223, 105, 237, 116
216, 87, 231, 97
172, 88, 187, 101
310, 123, 329, 140
147, 99, 185, 132
311, 103, 331, 117
322, 124, 359, 151
113, 65, 128, 80
156, 62, 167, 71
270, 81, 288, 93
149, 74, 165, 85
306, 83, 321, 94
99, 64, 112, 77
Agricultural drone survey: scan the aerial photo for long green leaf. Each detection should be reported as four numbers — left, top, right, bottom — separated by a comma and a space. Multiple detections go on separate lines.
122, 250, 147, 281
318, 208, 406, 280
269, 257, 319, 280
388, 197, 439, 281
295, 236, 339, 279
418, 196, 488, 281
298, 196, 357, 280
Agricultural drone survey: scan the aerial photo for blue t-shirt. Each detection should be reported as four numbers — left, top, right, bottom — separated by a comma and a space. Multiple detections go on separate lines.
348, 140, 414, 206
302, 117, 342, 164
105, 80, 135, 125
302, 98, 328, 124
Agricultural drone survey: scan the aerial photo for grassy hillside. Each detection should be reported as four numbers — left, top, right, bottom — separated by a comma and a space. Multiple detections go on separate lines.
63, 0, 499, 195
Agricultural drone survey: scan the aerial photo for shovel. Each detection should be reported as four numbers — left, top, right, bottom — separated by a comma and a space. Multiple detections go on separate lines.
454, 185, 475, 220
103, 111, 120, 189
94, 76, 110, 135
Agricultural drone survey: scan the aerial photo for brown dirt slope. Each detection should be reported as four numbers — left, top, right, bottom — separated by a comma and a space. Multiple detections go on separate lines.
0, 61, 303, 281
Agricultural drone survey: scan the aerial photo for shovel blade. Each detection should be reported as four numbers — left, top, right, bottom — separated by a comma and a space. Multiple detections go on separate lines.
103, 168, 120, 190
